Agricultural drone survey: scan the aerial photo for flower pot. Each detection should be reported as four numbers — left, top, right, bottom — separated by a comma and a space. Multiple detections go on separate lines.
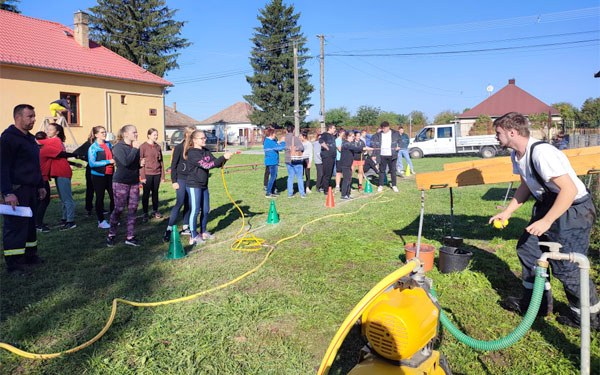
405, 243, 435, 272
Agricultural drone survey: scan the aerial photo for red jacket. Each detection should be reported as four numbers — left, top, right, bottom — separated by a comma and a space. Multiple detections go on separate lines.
39, 137, 72, 180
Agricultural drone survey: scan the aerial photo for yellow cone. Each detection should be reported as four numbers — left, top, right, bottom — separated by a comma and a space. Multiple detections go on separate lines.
405, 164, 411, 177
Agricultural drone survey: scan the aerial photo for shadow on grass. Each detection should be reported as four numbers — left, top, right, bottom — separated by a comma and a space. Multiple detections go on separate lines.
480, 187, 513, 202
209, 201, 262, 235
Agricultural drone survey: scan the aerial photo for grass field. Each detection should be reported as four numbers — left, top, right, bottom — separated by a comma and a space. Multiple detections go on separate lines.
0, 153, 598, 375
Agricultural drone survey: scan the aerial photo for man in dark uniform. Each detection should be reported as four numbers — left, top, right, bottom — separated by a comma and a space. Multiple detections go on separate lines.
1, 104, 47, 275
490, 112, 599, 329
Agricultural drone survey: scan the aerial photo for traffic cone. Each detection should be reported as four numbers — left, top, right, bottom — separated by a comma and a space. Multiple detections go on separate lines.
364, 179, 373, 193
326, 186, 335, 207
266, 200, 279, 224
405, 164, 411, 177
165, 225, 185, 259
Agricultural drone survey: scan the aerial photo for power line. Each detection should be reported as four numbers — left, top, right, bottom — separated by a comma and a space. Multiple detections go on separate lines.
327, 39, 599, 57
328, 30, 599, 53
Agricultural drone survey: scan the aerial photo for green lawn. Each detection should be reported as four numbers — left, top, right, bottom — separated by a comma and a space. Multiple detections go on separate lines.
0, 153, 598, 375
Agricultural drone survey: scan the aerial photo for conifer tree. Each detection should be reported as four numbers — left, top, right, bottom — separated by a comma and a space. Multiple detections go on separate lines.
245, 0, 314, 127
0, 0, 20, 13
88, 0, 190, 77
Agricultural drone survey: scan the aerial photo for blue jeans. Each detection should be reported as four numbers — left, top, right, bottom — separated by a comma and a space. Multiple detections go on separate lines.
187, 187, 210, 237
266, 165, 278, 194
55, 177, 75, 222
168, 178, 191, 227
286, 163, 305, 196
397, 149, 414, 172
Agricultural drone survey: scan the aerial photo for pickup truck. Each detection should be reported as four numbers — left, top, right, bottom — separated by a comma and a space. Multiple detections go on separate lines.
408, 123, 500, 158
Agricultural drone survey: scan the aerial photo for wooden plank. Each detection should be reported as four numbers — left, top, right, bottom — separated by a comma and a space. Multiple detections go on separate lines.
443, 145, 600, 171
418, 153, 600, 190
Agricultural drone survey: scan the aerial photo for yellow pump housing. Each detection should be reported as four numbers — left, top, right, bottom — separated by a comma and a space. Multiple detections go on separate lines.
361, 286, 439, 361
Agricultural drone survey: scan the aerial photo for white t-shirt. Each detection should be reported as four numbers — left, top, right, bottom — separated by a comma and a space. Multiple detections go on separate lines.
302, 140, 313, 163
512, 137, 588, 200
380, 131, 392, 156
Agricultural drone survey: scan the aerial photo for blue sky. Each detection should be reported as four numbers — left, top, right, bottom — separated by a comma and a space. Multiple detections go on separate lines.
19, 1, 600, 122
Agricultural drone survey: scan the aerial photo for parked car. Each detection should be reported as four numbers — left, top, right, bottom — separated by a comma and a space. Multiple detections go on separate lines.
168, 130, 225, 152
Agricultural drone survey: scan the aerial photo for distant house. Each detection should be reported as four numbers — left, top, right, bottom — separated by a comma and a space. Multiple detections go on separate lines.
457, 79, 560, 135
164, 102, 200, 140
198, 102, 260, 145
0, 10, 172, 145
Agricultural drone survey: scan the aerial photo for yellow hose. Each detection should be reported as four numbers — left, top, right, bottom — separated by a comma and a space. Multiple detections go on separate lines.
316, 258, 420, 375
0, 166, 392, 359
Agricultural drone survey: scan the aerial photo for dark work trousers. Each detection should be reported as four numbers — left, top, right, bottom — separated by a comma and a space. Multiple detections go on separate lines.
516, 194, 599, 316
168, 178, 191, 228
85, 166, 94, 213
315, 163, 323, 190
303, 159, 311, 190
341, 166, 352, 197
378, 156, 397, 187
320, 157, 335, 192
3, 185, 38, 268
263, 166, 270, 188
142, 174, 161, 214
36, 180, 51, 226
91, 174, 114, 222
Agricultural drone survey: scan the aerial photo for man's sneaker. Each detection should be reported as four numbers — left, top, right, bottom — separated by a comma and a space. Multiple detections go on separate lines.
270, 191, 280, 197
265, 193, 274, 198
125, 237, 142, 247
86, 210, 93, 217
300, 195, 307, 198
163, 229, 172, 243
377, 186, 383, 192
36, 224, 50, 233
153, 212, 163, 219
106, 236, 115, 247
288, 195, 294, 198
180, 228, 191, 236
23, 255, 46, 265
263, 186, 268, 191
142, 213, 149, 223
60, 222, 77, 231
392, 186, 399, 193
98, 220, 110, 229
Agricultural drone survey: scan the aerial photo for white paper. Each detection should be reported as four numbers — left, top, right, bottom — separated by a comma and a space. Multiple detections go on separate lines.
0, 204, 33, 217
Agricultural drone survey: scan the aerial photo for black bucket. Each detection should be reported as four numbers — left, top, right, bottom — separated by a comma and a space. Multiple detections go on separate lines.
438, 246, 472, 273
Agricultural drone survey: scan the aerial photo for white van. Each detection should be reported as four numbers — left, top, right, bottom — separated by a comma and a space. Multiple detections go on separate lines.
408, 124, 500, 158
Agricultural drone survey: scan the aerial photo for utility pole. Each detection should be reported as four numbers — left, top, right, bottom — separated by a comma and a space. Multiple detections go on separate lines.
293, 41, 300, 136
317, 34, 325, 133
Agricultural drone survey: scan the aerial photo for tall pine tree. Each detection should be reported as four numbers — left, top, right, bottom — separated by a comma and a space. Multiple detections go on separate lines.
245, 0, 314, 127
88, 0, 190, 77
0, 0, 20, 13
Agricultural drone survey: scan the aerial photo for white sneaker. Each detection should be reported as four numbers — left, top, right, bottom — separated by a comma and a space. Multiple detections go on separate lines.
392, 186, 399, 192
377, 186, 383, 192
97, 220, 110, 229
335, 186, 340, 192
306, 187, 311, 194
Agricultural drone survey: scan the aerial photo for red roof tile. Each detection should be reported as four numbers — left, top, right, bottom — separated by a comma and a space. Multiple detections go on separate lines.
199, 102, 254, 124
459, 79, 558, 118
0, 10, 172, 86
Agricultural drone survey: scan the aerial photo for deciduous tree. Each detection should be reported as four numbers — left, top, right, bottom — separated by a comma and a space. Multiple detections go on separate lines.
433, 110, 459, 124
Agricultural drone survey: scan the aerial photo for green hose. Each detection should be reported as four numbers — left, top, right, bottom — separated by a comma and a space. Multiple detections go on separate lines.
432, 265, 547, 351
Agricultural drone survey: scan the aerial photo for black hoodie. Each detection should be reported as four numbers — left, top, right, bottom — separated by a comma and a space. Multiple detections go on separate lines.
0, 125, 43, 195
185, 147, 226, 188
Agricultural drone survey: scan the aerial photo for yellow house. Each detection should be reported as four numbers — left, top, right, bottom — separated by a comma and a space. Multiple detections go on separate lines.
0, 10, 173, 147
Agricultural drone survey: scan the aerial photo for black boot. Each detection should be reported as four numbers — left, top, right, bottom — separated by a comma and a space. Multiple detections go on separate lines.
557, 311, 600, 330
502, 289, 553, 317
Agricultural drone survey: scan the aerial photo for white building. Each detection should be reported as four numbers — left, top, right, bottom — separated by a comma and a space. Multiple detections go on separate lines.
198, 102, 260, 145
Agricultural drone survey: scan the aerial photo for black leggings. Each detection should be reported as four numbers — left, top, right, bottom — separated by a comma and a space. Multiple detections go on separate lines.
142, 174, 161, 214
303, 159, 311, 190
341, 166, 352, 197
85, 166, 94, 212
36, 180, 51, 226
91, 174, 114, 222
263, 166, 270, 187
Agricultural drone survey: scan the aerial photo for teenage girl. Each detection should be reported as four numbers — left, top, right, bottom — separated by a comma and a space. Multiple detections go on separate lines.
184, 130, 232, 245
140, 128, 165, 222
88, 126, 115, 228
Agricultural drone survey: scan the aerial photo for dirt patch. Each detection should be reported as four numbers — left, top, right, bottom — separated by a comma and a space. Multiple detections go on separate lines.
481, 351, 510, 368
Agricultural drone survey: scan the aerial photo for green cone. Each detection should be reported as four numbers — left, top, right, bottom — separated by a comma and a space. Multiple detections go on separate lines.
364, 179, 373, 193
266, 200, 279, 224
166, 225, 186, 259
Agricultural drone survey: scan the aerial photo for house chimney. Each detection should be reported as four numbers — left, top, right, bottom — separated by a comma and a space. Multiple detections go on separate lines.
508, 78, 515, 85
173, 102, 177, 112
74, 11, 89, 49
